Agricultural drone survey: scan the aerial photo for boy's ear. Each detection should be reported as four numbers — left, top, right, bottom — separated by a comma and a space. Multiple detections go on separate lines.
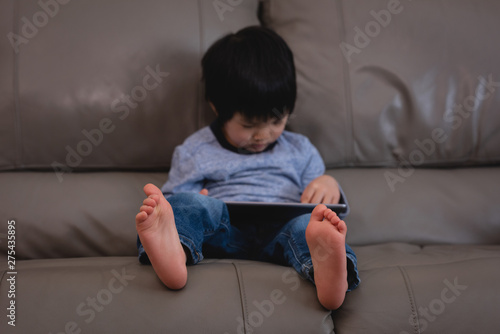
208, 101, 218, 116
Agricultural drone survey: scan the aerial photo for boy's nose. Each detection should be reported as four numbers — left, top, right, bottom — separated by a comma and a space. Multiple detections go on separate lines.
253, 128, 271, 141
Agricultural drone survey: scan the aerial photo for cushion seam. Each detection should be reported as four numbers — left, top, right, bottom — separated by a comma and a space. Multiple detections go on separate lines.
398, 265, 421, 334
232, 262, 249, 334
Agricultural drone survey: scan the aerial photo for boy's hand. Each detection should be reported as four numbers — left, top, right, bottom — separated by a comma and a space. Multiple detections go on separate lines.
301, 175, 341, 204
199, 189, 209, 196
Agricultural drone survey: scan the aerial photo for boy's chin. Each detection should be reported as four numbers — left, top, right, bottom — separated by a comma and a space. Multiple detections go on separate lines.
247, 143, 268, 152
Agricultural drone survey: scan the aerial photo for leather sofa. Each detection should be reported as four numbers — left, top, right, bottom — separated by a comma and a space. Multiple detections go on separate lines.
1, 0, 499, 333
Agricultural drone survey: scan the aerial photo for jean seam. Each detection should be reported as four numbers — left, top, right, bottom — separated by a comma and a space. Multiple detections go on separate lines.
284, 232, 312, 279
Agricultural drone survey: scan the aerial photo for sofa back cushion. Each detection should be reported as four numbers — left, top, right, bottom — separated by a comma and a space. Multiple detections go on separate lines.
3, 0, 500, 173
261, 0, 500, 168
0, 0, 260, 174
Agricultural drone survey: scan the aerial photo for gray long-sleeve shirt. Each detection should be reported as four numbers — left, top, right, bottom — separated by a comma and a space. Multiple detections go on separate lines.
161, 124, 327, 204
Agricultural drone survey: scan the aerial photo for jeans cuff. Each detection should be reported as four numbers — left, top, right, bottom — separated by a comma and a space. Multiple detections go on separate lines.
346, 252, 361, 291
179, 235, 203, 265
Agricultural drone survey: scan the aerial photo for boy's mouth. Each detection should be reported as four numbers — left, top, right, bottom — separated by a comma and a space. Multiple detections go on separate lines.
248, 143, 268, 152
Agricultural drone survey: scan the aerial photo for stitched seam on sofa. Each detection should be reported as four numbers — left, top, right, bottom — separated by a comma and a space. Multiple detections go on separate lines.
335, 0, 355, 165
398, 265, 421, 334
0, 268, 9, 289
197, 0, 205, 130
357, 254, 500, 272
326, 157, 500, 168
12, 0, 23, 168
232, 262, 250, 334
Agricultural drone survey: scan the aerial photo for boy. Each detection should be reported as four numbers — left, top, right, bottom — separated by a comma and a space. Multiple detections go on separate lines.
136, 26, 359, 310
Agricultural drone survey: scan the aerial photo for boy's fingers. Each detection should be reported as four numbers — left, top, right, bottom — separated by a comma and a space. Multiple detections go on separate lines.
310, 192, 325, 204
321, 190, 340, 204
322, 193, 335, 205
300, 189, 312, 203
302, 187, 327, 204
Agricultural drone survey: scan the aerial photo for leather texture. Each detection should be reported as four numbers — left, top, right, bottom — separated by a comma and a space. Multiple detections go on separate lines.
1, 0, 257, 171
261, 0, 500, 168
1, 0, 499, 333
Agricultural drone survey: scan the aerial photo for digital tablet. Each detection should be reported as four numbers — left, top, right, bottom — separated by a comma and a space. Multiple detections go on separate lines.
225, 201, 347, 224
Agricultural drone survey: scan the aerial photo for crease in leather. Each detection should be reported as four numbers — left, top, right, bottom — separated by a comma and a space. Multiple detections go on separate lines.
358, 65, 415, 162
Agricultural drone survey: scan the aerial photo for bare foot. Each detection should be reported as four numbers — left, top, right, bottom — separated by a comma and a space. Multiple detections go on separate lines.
135, 184, 187, 290
306, 204, 348, 310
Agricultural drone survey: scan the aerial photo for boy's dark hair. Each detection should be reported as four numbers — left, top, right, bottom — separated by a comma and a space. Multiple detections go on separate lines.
202, 26, 296, 123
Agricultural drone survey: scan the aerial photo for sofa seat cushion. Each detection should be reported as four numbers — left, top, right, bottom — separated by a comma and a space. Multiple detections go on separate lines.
2, 244, 499, 333
1, 257, 333, 333
336, 243, 500, 333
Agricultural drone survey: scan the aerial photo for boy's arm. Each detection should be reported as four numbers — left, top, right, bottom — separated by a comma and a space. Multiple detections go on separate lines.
161, 146, 205, 197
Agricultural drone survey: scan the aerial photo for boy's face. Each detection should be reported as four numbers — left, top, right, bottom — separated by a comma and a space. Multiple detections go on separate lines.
222, 112, 289, 153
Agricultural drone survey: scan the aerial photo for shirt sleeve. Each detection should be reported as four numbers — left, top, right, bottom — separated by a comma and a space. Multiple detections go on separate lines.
300, 140, 326, 191
160, 145, 205, 197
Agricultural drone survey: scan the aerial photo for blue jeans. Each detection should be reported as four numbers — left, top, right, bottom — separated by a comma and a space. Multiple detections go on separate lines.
137, 192, 360, 291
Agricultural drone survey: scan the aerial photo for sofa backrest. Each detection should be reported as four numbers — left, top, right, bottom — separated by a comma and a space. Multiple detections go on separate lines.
2, 0, 499, 174
262, 0, 500, 168
1, 0, 260, 176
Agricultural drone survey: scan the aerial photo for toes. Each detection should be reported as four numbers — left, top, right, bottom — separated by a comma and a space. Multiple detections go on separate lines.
337, 220, 347, 235
311, 204, 328, 221
143, 183, 163, 198
143, 197, 157, 207
326, 210, 340, 223
140, 204, 154, 215
135, 211, 148, 223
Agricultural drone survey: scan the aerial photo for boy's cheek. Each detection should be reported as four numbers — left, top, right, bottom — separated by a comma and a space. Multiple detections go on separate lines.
235, 134, 253, 146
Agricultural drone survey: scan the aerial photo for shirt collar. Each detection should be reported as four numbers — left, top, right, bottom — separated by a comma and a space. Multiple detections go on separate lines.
209, 119, 277, 155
